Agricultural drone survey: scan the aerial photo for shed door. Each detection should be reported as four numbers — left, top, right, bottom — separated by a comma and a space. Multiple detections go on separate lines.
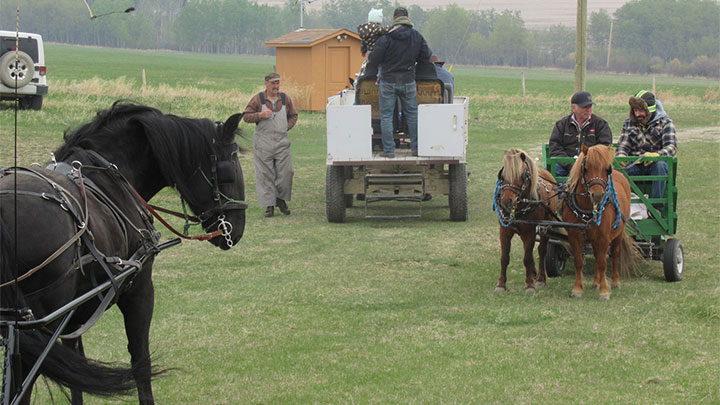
327, 47, 350, 98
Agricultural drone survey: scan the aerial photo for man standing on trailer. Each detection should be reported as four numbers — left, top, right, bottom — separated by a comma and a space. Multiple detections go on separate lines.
366, 7, 432, 158
243, 72, 299, 217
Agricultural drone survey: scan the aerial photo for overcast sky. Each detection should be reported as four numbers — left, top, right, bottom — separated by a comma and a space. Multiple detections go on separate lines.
255, 0, 628, 28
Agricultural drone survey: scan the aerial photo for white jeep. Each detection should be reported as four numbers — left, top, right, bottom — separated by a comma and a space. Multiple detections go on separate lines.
0, 30, 48, 110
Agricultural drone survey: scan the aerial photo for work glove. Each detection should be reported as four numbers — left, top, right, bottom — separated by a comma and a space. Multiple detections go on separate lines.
643, 152, 660, 166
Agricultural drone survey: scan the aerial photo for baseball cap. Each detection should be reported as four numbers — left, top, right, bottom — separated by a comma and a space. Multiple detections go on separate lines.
264, 72, 280, 82
571, 91, 594, 108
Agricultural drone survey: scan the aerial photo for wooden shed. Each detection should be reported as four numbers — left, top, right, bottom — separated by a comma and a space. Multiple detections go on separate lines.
265, 29, 363, 111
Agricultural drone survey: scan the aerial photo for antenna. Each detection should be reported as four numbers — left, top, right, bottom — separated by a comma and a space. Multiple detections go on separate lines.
81, 0, 135, 20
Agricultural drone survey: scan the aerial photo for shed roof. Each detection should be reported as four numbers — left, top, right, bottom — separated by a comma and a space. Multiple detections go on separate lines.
265, 29, 360, 48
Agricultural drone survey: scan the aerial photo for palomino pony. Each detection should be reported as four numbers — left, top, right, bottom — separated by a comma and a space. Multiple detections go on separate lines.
563, 144, 639, 300
0, 102, 247, 404
493, 149, 559, 292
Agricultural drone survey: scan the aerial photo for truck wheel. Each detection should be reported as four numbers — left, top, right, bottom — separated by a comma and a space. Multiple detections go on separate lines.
326, 165, 346, 223
343, 167, 353, 208
19, 95, 42, 111
545, 242, 567, 277
662, 238, 684, 282
449, 163, 467, 221
0, 51, 34, 88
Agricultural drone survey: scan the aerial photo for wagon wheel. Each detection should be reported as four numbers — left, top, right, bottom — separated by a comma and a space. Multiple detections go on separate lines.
662, 238, 684, 282
545, 242, 568, 277
448, 163, 468, 221
343, 166, 353, 208
326, 165, 346, 222
0, 51, 34, 88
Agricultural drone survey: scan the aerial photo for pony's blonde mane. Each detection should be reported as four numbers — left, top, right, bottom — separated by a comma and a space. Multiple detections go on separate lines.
567, 144, 614, 190
502, 148, 538, 200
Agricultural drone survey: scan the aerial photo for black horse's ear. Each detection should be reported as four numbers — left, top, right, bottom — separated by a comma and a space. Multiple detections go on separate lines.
497, 168, 504, 180
222, 113, 243, 141
520, 152, 526, 162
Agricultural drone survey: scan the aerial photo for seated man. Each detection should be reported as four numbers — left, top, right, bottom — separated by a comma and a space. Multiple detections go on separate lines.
616, 90, 677, 204
430, 55, 454, 101
549, 91, 612, 177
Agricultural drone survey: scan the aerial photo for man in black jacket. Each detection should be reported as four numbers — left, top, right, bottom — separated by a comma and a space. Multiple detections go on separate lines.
549, 91, 612, 176
367, 7, 432, 157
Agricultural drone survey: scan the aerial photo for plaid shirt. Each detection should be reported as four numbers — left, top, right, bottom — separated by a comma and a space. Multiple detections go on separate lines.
616, 115, 677, 157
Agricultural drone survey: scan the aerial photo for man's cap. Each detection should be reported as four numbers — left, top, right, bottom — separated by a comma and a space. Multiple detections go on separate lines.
368, 8, 383, 23
393, 7, 408, 18
571, 91, 594, 107
633, 90, 656, 113
264, 72, 280, 82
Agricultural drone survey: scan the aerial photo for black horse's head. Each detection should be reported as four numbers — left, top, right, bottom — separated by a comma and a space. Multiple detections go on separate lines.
182, 113, 247, 250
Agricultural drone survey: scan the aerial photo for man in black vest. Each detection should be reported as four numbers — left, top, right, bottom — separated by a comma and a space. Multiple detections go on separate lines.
549, 91, 612, 176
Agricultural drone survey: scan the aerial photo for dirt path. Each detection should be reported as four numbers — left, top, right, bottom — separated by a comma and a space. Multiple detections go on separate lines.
681, 126, 720, 142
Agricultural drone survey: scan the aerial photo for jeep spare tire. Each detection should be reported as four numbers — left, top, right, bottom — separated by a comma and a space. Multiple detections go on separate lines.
1, 51, 34, 88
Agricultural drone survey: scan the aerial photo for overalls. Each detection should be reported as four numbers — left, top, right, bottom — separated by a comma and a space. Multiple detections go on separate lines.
253, 96, 293, 207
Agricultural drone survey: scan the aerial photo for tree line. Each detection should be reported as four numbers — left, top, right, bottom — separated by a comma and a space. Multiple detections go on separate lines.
1, 0, 718, 78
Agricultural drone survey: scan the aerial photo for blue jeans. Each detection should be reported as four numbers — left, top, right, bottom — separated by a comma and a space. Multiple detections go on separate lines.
379, 81, 418, 154
554, 163, 570, 177
624, 160, 668, 199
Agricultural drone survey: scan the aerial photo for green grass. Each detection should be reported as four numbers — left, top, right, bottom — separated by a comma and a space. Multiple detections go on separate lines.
1, 45, 719, 403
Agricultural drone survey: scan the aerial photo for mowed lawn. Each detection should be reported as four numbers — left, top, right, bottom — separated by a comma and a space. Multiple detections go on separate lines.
1, 44, 719, 403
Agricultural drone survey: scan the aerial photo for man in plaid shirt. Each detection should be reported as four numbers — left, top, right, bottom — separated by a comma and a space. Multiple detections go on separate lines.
616, 90, 677, 201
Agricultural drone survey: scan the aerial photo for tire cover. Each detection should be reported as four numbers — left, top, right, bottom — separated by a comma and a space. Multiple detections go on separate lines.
0, 51, 35, 88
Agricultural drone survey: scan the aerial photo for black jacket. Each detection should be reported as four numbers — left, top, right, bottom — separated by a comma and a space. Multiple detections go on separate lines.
549, 114, 612, 169
367, 23, 432, 84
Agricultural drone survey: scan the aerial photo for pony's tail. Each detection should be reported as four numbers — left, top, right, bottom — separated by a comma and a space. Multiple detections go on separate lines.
19, 330, 140, 397
619, 232, 643, 279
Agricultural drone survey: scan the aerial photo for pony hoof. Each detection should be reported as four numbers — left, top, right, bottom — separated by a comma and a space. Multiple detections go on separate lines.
536, 281, 546, 288
599, 293, 610, 300
495, 286, 506, 292
611, 283, 620, 289
571, 291, 583, 298
592, 284, 599, 290
524, 287, 536, 294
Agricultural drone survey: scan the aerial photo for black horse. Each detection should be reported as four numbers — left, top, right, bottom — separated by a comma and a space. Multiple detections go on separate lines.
0, 102, 247, 404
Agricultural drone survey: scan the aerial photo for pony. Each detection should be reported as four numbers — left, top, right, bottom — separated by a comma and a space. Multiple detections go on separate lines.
493, 149, 559, 292
563, 144, 640, 300
0, 102, 247, 404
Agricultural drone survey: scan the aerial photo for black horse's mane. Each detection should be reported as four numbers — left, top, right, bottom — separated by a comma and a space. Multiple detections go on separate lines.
54, 101, 217, 189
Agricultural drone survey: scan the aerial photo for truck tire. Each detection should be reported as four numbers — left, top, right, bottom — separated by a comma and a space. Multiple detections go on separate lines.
326, 165, 346, 223
449, 163, 468, 221
1, 51, 34, 88
662, 238, 684, 282
343, 166, 353, 208
19, 95, 42, 111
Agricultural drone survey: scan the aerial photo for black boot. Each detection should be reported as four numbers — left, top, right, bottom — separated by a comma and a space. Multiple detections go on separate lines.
276, 198, 291, 215
264, 206, 274, 217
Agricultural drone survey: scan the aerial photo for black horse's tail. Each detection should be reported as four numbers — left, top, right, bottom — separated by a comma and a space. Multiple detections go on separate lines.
0, 219, 143, 399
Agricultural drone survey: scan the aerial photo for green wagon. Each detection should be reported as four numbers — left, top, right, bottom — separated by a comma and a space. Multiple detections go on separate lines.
541, 144, 683, 282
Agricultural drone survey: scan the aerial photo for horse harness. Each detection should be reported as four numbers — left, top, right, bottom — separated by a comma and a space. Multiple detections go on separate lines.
562, 155, 622, 230
493, 165, 558, 229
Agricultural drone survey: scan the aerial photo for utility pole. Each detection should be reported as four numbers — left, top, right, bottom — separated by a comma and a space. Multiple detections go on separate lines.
574, 0, 587, 92
298, 0, 316, 31
606, 20, 614, 69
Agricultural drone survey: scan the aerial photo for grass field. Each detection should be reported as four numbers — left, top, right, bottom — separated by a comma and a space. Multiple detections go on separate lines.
1, 44, 719, 403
